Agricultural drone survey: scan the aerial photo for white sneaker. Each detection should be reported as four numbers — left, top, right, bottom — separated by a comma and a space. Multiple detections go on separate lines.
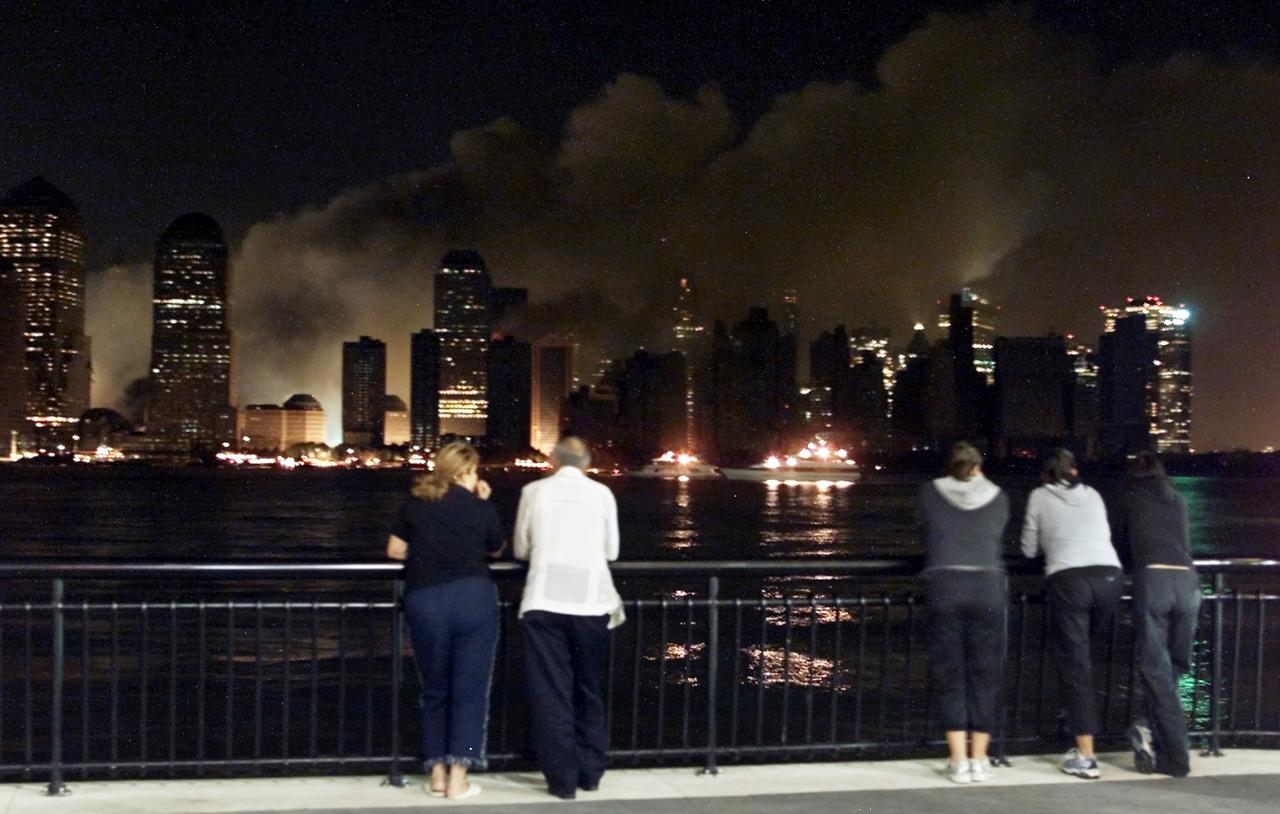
969, 758, 992, 782
944, 760, 972, 784
1061, 747, 1101, 779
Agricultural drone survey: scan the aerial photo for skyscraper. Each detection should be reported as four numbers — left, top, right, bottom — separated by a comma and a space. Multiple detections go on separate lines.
993, 336, 1072, 457
409, 329, 441, 448
147, 213, 234, 447
672, 276, 706, 450
435, 250, 493, 437
342, 336, 386, 446
1099, 296, 1192, 454
0, 177, 90, 440
531, 338, 572, 455
938, 288, 997, 384
487, 335, 531, 451
0, 258, 25, 451
618, 350, 687, 457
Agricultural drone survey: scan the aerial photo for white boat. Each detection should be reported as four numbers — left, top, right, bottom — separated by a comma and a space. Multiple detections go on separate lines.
628, 451, 721, 481
721, 439, 861, 484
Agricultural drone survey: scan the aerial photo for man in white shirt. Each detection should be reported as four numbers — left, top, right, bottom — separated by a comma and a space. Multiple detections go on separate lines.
514, 436, 623, 800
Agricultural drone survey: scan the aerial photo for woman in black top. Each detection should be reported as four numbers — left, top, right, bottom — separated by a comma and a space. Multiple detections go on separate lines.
1111, 451, 1199, 778
387, 441, 505, 800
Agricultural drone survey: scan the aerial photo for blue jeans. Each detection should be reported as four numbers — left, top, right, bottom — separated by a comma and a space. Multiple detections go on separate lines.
403, 576, 499, 769
1134, 568, 1201, 777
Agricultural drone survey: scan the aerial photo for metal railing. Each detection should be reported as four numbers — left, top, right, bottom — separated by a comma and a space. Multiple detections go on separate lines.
1, 557, 1278, 795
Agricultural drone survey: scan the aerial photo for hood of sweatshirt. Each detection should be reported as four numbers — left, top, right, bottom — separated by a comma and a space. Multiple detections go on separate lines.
932, 475, 1001, 510
1043, 481, 1088, 506
1129, 473, 1180, 503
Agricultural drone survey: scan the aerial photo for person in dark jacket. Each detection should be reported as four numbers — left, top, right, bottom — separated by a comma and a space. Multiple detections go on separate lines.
1111, 451, 1200, 778
918, 442, 1010, 784
386, 441, 506, 800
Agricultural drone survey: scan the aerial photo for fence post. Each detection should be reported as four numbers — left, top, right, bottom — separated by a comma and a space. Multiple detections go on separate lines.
1204, 572, 1225, 757
387, 578, 407, 786
699, 575, 720, 776
47, 578, 68, 796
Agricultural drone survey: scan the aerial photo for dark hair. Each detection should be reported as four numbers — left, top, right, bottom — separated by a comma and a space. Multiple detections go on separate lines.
945, 442, 983, 480
1040, 448, 1079, 486
1128, 450, 1166, 478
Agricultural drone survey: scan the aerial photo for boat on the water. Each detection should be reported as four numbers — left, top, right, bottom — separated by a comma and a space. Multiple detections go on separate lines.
628, 451, 721, 481
721, 438, 861, 484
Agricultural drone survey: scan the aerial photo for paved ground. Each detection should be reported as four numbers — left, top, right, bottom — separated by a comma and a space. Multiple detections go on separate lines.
3, 749, 1277, 814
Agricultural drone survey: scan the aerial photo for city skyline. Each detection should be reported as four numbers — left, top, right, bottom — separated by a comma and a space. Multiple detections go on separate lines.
7, 3, 1280, 449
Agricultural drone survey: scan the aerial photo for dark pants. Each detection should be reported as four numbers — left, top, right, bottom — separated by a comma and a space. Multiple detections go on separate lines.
521, 610, 610, 796
1047, 565, 1124, 736
1134, 568, 1201, 777
927, 570, 1007, 733
403, 576, 500, 769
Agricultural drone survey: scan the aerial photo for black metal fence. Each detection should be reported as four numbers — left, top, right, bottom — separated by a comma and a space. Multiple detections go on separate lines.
1, 558, 1278, 795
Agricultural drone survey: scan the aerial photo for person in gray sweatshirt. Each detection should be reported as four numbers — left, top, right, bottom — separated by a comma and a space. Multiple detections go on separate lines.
918, 442, 1010, 784
1021, 448, 1123, 779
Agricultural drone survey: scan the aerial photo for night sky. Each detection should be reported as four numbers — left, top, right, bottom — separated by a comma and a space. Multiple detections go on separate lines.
5, 1, 1280, 449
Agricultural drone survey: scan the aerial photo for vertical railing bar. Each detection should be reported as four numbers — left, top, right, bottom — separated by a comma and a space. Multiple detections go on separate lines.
604, 603, 616, 752
853, 594, 867, 742
387, 580, 404, 786
139, 601, 149, 771
167, 601, 178, 772
804, 597, 818, 747
901, 595, 915, 740
197, 601, 206, 771
0, 598, 5, 767
309, 602, 319, 761
629, 602, 643, 754
877, 595, 891, 737
755, 596, 766, 747
23, 601, 33, 774
282, 599, 292, 765
225, 603, 235, 762
780, 597, 794, 745
1124, 593, 1138, 726
1189, 596, 1204, 732
80, 600, 89, 777
681, 597, 693, 750
110, 602, 120, 773
337, 603, 347, 759
830, 596, 845, 744
700, 576, 720, 776
1229, 593, 1242, 732
656, 597, 668, 753
729, 598, 743, 749
364, 602, 375, 759
1206, 573, 1225, 755
1253, 593, 1265, 730
46, 579, 66, 795
1012, 594, 1027, 737
1035, 594, 1049, 738
253, 600, 263, 765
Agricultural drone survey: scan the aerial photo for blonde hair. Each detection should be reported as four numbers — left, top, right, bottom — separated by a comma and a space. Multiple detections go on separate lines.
412, 441, 479, 500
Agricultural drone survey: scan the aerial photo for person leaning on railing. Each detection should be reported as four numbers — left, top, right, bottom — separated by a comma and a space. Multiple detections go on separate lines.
1111, 450, 1200, 778
385, 440, 506, 801
917, 441, 1010, 785
1021, 447, 1123, 780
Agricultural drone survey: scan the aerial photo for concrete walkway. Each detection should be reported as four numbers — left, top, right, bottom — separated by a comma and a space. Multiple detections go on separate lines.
2, 749, 1278, 814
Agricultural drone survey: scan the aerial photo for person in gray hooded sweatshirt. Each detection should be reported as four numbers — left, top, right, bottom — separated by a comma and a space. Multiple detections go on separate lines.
1021, 448, 1123, 779
918, 442, 1009, 784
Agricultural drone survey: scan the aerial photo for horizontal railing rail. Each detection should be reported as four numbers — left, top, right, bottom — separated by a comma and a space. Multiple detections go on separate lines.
1, 557, 1278, 795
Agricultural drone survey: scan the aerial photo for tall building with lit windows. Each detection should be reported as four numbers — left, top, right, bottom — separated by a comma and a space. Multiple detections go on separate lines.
938, 288, 997, 384
435, 250, 493, 437
1100, 296, 1192, 454
147, 213, 234, 447
672, 276, 705, 450
0, 177, 90, 441
0, 258, 25, 450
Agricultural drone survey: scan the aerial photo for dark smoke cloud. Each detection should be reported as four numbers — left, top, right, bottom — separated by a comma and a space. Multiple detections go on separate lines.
89, 5, 1280, 449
